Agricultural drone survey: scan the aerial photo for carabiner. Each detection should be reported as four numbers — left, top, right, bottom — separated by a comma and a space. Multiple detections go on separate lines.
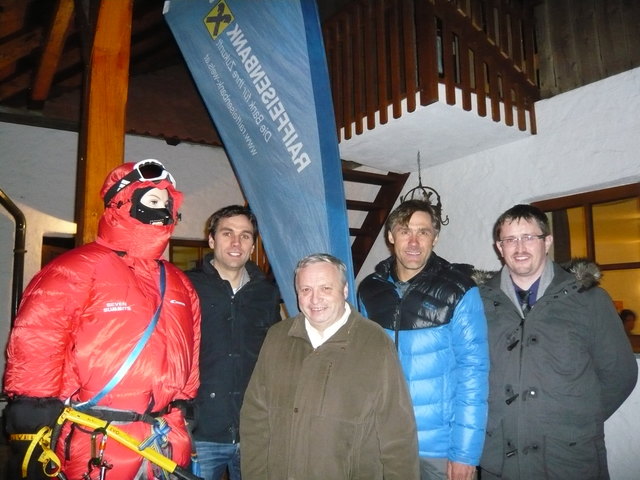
90, 427, 108, 466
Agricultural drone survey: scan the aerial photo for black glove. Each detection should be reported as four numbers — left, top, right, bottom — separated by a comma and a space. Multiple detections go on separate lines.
3, 396, 64, 480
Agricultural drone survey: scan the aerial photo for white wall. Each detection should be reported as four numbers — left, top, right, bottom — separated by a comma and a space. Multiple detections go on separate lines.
606, 359, 640, 480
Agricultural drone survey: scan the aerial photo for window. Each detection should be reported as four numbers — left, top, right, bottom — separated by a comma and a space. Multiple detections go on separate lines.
42, 236, 75, 267
169, 239, 210, 271
533, 183, 640, 331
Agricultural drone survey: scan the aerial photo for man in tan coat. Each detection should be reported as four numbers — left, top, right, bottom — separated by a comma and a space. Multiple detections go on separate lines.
240, 253, 419, 480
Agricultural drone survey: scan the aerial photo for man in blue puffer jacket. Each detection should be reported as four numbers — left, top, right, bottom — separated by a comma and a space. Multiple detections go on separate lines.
358, 199, 488, 480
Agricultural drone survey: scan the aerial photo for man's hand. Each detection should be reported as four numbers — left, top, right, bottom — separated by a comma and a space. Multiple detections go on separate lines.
447, 460, 476, 480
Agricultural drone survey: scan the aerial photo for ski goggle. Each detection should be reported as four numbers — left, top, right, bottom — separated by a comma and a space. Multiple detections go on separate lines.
104, 159, 176, 206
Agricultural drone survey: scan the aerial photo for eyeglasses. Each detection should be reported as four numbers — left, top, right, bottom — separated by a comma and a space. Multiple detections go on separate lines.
104, 159, 176, 205
498, 234, 546, 247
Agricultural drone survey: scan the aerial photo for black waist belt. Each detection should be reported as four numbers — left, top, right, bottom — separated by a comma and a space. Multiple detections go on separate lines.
80, 406, 169, 424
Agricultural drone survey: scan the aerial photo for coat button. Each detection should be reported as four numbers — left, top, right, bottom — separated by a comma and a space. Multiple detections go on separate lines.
209, 392, 216, 398
293, 407, 299, 413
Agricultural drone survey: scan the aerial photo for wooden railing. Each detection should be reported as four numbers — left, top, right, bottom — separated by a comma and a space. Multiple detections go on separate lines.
322, 0, 540, 140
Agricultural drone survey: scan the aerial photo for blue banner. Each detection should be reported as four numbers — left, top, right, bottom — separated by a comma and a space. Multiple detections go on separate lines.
164, 0, 355, 313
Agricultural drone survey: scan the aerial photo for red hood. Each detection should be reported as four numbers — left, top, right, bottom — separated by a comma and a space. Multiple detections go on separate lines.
96, 162, 184, 259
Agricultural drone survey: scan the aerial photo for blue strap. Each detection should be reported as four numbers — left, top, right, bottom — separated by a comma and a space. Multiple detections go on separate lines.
75, 262, 166, 411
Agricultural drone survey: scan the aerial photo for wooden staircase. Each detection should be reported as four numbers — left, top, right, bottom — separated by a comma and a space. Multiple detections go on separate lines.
251, 165, 409, 276
250, 165, 409, 279
343, 167, 410, 276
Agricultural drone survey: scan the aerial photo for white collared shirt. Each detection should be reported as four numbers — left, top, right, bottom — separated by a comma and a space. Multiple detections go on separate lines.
305, 303, 351, 349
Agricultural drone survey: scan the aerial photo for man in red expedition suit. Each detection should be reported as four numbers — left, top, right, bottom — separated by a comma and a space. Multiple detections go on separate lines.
3, 159, 201, 479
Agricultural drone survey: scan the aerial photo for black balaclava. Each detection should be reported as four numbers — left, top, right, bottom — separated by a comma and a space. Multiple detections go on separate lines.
129, 187, 174, 226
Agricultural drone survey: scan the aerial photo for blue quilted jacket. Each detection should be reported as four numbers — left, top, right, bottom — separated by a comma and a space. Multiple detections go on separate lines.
358, 254, 489, 465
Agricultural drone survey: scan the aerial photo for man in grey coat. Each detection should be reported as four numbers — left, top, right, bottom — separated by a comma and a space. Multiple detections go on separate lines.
478, 204, 637, 480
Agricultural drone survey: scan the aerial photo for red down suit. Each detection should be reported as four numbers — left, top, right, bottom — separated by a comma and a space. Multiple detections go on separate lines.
4, 163, 201, 478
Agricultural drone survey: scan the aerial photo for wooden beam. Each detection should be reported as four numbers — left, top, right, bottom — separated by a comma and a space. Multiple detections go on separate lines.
75, 0, 133, 246
415, 0, 438, 106
374, 0, 388, 125
31, 0, 75, 102
402, 0, 417, 112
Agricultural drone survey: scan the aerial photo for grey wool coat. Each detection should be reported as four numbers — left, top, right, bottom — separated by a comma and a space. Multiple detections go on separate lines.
477, 259, 637, 480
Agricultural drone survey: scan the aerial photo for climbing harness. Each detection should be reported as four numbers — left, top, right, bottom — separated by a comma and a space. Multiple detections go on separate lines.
13, 407, 201, 479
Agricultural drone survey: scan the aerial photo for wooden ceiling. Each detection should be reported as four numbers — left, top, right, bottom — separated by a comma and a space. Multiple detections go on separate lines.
0, 0, 356, 147
0, 0, 222, 145
2, 0, 640, 147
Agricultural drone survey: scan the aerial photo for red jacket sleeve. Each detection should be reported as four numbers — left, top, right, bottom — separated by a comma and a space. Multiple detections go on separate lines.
4, 250, 94, 398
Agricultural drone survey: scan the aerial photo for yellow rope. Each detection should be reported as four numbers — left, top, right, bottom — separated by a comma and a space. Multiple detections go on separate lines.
9, 426, 62, 478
